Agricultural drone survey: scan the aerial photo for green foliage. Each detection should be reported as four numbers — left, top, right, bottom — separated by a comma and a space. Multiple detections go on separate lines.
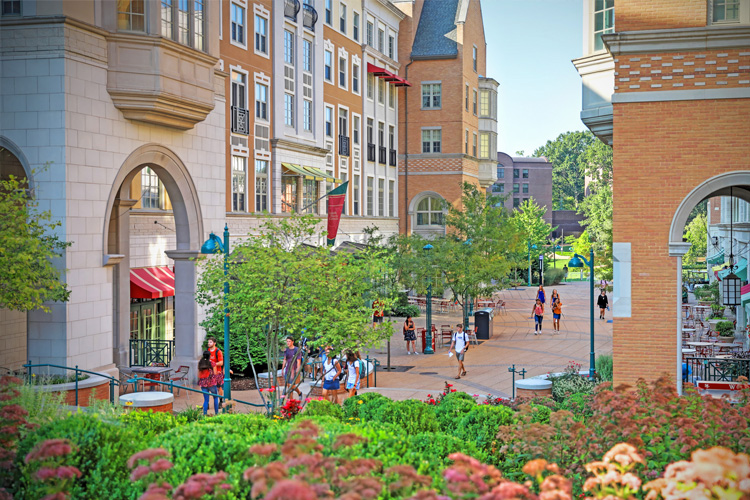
595, 354, 613, 382
119, 410, 182, 440
373, 399, 439, 435
525, 403, 553, 424
683, 212, 708, 266
558, 392, 595, 420
342, 391, 390, 420
454, 405, 514, 457
0, 172, 71, 312
433, 396, 475, 434
302, 399, 344, 420
391, 303, 420, 318
15, 384, 65, 430
578, 138, 613, 280
543, 267, 565, 286
716, 321, 735, 337
549, 364, 597, 402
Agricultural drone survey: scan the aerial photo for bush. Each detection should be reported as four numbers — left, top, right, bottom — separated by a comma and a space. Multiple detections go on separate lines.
433, 396, 475, 434
372, 399, 439, 435
595, 354, 613, 382
716, 320, 734, 336
391, 304, 420, 318
454, 405, 514, 457
549, 362, 597, 402
342, 391, 390, 420
543, 267, 566, 286
119, 410, 181, 440
302, 399, 344, 420
558, 392, 595, 420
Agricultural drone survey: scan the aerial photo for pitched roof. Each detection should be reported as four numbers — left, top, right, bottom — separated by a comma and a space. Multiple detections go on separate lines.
411, 0, 461, 59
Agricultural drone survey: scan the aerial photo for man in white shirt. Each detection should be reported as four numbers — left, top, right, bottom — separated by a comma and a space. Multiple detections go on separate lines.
449, 323, 468, 379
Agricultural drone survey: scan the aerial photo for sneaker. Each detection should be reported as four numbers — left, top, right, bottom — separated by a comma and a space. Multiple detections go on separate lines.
406, 351, 411, 355
413, 351, 420, 355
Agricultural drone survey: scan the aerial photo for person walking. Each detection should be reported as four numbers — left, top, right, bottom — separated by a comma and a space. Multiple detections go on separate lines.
198, 350, 219, 416
449, 323, 469, 379
600, 279, 608, 293
530, 298, 545, 335
551, 290, 562, 334
321, 346, 341, 404
345, 351, 360, 398
597, 289, 609, 320
403, 316, 417, 355
282, 336, 303, 399
537, 285, 546, 304
206, 337, 225, 405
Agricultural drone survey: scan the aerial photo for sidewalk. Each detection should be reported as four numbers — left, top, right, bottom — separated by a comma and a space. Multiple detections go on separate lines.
165, 281, 613, 413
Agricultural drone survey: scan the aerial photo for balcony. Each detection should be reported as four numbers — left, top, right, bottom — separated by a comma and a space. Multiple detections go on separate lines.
389, 149, 397, 166
339, 135, 350, 157
285, 0, 300, 21
231, 106, 250, 135
378, 146, 387, 165
303, 3, 318, 30
367, 143, 376, 162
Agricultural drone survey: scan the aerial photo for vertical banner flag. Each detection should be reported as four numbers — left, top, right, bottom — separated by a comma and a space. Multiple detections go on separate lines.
326, 181, 349, 246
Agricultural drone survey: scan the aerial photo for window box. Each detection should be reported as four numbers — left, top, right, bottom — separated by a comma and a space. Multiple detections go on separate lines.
231, 106, 250, 135
284, 0, 300, 20
302, 3, 317, 30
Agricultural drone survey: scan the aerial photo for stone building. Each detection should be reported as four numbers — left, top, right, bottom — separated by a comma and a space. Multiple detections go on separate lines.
573, 0, 750, 390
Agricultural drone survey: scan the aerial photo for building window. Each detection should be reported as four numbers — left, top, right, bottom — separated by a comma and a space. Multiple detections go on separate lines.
141, 167, 162, 209
513, 198, 520, 208
492, 183, 504, 193
472, 133, 477, 157
472, 89, 477, 115
367, 73, 375, 99
480, 90, 490, 116
230, 157, 246, 212
513, 168, 519, 178
389, 85, 395, 108
465, 83, 469, 111
378, 179, 385, 216
378, 28, 384, 53
284, 30, 294, 64
713, 0, 740, 22
339, 108, 349, 137
353, 174, 360, 215
513, 183, 519, 194
416, 196, 444, 226
339, 56, 347, 87
303, 99, 312, 131
366, 20, 373, 46
378, 78, 385, 104
472, 46, 477, 72
353, 115, 360, 144
284, 93, 295, 126
523, 183, 529, 194
1, 0, 21, 15
303, 39, 312, 72
367, 118, 374, 145
388, 35, 395, 59
160, 0, 173, 36
255, 82, 267, 120
498, 168, 504, 178
339, 2, 347, 33
522, 169, 529, 179
353, 12, 360, 41
230, 3, 245, 44
302, 179, 319, 214
255, 159, 268, 212
325, 106, 334, 137
378, 122, 385, 149
119, 0, 146, 31
465, 130, 469, 154
388, 125, 395, 150
422, 83, 441, 109
352, 63, 360, 93
388, 180, 395, 217
255, 14, 267, 53
231, 71, 247, 109
594, 0, 615, 51
366, 177, 374, 216
325, 0, 332, 24
479, 133, 489, 158
422, 129, 441, 153
325, 50, 333, 81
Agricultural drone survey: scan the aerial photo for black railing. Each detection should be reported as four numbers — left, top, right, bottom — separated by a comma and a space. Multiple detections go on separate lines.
684, 356, 750, 383
339, 135, 350, 157
302, 3, 317, 30
389, 149, 397, 166
130, 339, 175, 367
231, 106, 250, 135
367, 143, 376, 162
284, 0, 300, 20
378, 146, 387, 164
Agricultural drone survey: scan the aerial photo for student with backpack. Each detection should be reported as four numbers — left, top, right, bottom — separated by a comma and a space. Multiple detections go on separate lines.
551, 290, 562, 334
198, 350, 219, 416
345, 351, 360, 398
530, 298, 544, 335
321, 346, 341, 404
449, 324, 469, 380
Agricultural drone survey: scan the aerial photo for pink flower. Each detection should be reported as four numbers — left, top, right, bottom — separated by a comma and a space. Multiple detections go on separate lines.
149, 458, 173, 474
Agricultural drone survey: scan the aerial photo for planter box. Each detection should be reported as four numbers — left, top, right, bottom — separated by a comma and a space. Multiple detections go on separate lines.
33, 373, 112, 407
119, 392, 174, 413
257, 370, 284, 388
515, 379, 552, 399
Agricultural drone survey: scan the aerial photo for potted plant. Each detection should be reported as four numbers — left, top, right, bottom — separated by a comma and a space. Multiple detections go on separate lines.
714, 321, 735, 342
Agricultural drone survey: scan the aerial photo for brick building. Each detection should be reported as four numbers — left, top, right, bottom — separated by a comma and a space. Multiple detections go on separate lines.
573, 0, 750, 390
393, 0, 498, 237
491, 153, 553, 225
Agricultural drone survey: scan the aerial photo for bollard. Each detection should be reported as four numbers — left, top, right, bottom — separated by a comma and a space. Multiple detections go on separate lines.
75, 365, 79, 406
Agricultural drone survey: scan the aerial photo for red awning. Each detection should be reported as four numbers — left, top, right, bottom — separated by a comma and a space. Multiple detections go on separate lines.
742, 283, 750, 296
131, 266, 175, 299
367, 63, 412, 87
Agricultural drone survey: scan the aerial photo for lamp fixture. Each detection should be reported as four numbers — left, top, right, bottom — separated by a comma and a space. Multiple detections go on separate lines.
722, 187, 741, 306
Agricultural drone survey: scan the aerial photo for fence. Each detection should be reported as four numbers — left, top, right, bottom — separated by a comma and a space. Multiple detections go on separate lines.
129, 339, 175, 367
683, 357, 750, 382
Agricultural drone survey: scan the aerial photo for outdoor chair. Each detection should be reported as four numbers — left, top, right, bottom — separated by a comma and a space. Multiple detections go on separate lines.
119, 367, 136, 394
169, 366, 190, 395
467, 327, 479, 345
439, 328, 452, 348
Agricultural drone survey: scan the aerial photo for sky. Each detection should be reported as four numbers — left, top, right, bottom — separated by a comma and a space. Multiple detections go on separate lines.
482, 0, 586, 156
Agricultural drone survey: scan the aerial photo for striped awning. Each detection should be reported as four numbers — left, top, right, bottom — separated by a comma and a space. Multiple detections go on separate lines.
718, 258, 747, 282
282, 163, 341, 183
130, 266, 175, 299
706, 250, 725, 265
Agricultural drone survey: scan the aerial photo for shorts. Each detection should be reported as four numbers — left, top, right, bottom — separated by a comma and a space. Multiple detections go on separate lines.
346, 381, 358, 390
404, 329, 416, 341
553, 313, 560, 319
456, 351, 465, 361
323, 379, 340, 391
373, 315, 383, 323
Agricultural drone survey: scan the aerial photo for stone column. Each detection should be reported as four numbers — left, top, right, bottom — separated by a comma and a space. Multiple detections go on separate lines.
111, 198, 136, 368
165, 250, 200, 382
297, 176, 304, 212
670, 242, 691, 396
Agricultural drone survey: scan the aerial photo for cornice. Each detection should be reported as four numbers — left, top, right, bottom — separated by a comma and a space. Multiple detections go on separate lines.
572, 51, 615, 75
271, 139, 329, 157
603, 25, 750, 56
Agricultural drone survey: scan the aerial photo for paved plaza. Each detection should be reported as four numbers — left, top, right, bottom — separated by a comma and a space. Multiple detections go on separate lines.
168, 281, 613, 413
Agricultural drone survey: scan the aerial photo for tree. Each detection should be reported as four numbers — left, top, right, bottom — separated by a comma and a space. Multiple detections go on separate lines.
509, 198, 555, 283
0, 174, 70, 312
578, 137, 613, 279
683, 213, 707, 266
533, 131, 601, 210
195, 214, 393, 412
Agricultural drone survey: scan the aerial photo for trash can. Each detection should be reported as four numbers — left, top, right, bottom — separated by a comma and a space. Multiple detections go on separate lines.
474, 308, 494, 340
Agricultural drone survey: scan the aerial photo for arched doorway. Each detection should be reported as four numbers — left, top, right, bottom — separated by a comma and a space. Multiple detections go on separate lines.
669, 172, 750, 394
103, 144, 204, 372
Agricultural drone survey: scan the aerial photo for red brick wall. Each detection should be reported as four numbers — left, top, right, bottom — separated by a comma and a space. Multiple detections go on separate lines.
616, 0, 707, 31
612, 98, 750, 387
60, 381, 112, 406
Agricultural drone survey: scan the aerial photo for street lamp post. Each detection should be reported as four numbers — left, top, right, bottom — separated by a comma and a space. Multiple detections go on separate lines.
568, 248, 596, 379
201, 224, 231, 402
423, 244, 434, 354
527, 242, 537, 287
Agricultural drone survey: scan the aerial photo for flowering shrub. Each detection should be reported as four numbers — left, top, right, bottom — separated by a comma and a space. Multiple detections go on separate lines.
279, 398, 302, 420
302, 399, 344, 420
24, 439, 82, 500
549, 361, 598, 402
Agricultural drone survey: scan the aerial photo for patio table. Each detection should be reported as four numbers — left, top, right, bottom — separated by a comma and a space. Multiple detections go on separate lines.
131, 366, 172, 391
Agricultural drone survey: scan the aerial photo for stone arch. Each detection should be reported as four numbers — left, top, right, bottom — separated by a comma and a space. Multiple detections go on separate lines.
0, 136, 33, 188
668, 171, 750, 395
409, 191, 447, 237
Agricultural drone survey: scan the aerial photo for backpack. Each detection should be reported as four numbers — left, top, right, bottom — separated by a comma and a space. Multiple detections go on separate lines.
358, 359, 366, 378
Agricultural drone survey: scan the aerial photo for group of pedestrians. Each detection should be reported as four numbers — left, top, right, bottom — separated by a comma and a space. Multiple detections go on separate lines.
530, 285, 563, 335
197, 337, 225, 415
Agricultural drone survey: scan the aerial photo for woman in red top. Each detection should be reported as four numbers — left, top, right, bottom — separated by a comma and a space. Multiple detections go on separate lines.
207, 337, 224, 395
198, 350, 219, 415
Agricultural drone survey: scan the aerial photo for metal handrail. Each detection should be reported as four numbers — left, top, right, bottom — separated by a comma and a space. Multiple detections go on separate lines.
126, 376, 271, 411
23, 361, 122, 406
